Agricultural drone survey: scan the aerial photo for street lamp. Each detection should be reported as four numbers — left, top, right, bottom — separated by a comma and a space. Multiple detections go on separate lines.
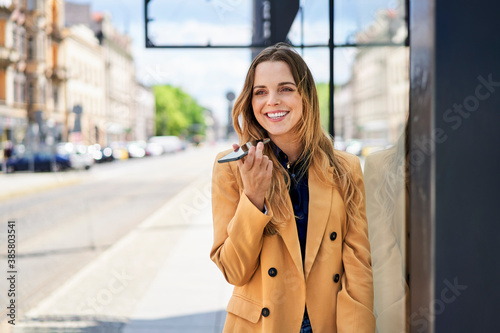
226, 91, 235, 139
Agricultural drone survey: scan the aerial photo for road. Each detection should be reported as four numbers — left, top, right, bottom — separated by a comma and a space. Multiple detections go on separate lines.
0, 143, 227, 328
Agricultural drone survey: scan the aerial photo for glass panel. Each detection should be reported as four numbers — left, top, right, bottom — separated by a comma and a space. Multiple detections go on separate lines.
334, 0, 407, 45
147, 0, 253, 46
287, 0, 329, 46
148, 0, 333, 48
334, 17, 409, 333
334, 46, 408, 146
333, 5, 409, 331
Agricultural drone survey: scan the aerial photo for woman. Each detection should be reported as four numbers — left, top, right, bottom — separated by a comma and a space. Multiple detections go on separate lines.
210, 43, 375, 333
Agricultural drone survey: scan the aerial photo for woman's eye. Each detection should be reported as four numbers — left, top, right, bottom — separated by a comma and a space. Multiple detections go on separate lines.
282, 87, 294, 92
254, 90, 265, 95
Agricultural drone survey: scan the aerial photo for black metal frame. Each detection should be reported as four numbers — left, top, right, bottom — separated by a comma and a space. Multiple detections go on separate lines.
144, 0, 409, 136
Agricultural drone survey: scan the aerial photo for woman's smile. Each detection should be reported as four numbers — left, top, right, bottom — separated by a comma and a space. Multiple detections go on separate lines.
265, 110, 290, 121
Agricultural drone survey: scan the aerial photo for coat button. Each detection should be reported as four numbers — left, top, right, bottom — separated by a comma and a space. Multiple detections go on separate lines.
262, 307, 270, 317
333, 274, 340, 283
268, 267, 278, 277
330, 232, 337, 241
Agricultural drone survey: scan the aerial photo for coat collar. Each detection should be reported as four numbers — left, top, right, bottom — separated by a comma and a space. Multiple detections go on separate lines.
278, 161, 334, 281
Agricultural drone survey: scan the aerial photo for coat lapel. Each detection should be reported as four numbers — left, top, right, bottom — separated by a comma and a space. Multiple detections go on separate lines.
304, 165, 333, 280
278, 192, 305, 280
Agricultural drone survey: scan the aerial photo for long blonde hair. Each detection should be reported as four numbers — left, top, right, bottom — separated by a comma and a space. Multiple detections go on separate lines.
232, 43, 363, 235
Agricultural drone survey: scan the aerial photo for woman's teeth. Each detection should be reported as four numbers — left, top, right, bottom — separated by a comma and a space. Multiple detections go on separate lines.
267, 112, 288, 119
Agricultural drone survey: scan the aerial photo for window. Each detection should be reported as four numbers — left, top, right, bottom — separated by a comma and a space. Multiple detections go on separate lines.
21, 80, 25, 103
28, 82, 35, 104
39, 81, 45, 104
12, 26, 17, 50
13, 75, 19, 103
28, 37, 35, 60
53, 87, 59, 109
37, 34, 45, 60
20, 29, 25, 55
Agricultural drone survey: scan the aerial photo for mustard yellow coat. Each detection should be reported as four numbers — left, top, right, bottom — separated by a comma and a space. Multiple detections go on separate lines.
210, 149, 375, 333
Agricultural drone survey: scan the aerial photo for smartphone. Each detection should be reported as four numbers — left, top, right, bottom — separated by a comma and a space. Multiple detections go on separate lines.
217, 138, 271, 163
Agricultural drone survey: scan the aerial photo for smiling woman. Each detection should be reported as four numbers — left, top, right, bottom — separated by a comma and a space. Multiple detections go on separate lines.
210, 43, 375, 333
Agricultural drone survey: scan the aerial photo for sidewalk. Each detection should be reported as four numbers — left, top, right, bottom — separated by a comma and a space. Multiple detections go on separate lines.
3, 150, 233, 333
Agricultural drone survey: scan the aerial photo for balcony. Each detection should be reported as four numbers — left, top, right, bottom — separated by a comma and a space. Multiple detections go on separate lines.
0, 46, 19, 67
46, 66, 68, 82
49, 24, 63, 43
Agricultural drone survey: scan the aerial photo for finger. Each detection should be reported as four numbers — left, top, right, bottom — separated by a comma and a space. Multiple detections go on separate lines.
266, 160, 273, 176
261, 154, 269, 168
232, 144, 240, 151
245, 146, 255, 169
254, 142, 263, 164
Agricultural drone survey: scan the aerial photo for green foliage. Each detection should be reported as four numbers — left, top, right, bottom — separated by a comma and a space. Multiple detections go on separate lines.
316, 82, 330, 131
153, 85, 206, 137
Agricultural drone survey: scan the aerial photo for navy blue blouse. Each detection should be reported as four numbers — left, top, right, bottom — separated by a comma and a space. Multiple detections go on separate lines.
271, 143, 309, 263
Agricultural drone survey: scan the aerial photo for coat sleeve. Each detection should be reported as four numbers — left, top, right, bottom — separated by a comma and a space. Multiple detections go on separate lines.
337, 154, 376, 333
210, 152, 274, 286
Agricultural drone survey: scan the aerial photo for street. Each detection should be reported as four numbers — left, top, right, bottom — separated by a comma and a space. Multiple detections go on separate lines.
0, 143, 233, 332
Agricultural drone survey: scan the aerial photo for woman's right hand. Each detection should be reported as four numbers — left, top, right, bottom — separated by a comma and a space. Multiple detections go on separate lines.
233, 142, 273, 212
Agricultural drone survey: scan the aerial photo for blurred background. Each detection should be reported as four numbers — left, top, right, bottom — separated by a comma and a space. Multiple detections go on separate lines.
0, 0, 409, 332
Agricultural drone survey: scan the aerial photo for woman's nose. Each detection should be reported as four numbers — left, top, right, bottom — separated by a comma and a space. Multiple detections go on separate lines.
267, 92, 281, 106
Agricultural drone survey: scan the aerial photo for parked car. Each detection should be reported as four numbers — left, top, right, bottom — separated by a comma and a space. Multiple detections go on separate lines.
56, 143, 94, 170
127, 141, 147, 158
3, 146, 71, 173
148, 136, 184, 154
99, 146, 115, 162
110, 142, 129, 160
145, 142, 163, 156
346, 139, 363, 156
88, 144, 114, 163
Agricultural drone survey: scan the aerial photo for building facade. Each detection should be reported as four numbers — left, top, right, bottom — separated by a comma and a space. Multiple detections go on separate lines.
134, 82, 155, 142
0, 0, 27, 148
62, 23, 105, 145
333, 81, 354, 141
92, 12, 136, 144
24, 0, 67, 145
334, 7, 409, 145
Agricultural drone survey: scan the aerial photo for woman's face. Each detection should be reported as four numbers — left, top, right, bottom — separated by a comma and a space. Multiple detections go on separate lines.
251, 61, 303, 142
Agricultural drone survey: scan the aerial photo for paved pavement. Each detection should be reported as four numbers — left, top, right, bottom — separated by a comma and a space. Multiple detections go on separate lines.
0, 170, 90, 202
0, 146, 233, 333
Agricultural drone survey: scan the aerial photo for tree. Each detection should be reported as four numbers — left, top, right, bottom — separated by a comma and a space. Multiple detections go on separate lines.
316, 83, 330, 132
153, 85, 206, 137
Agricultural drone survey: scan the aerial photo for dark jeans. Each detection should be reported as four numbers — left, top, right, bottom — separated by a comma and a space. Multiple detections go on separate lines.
300, 309, 313, 333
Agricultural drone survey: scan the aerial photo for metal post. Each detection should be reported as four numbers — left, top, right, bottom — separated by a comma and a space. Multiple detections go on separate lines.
145, 0, 153, 47
328, 0, 334, 137
300, 5, 304, 56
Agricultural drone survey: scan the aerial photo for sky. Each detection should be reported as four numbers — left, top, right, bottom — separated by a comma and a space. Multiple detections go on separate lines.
67, 0, 399, 126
